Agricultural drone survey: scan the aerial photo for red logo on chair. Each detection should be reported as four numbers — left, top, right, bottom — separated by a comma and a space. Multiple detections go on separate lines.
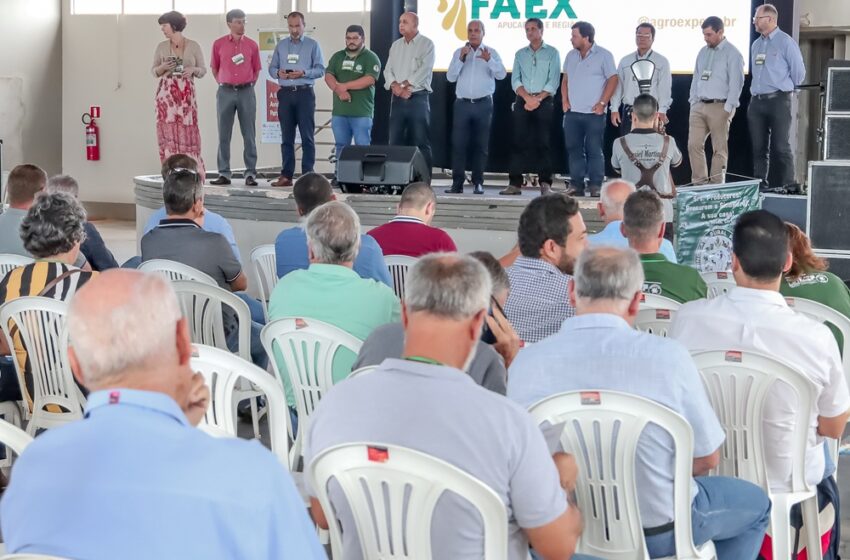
724, 351, 743, 363
656, 309, 671, 320
784, 297, 795, 307
295, 318, 309, 329
108, 391, 120, 404
717, 272, 728, 279
639, 293, 646, 302
367, 446, 389, 463
580, 391, 601, 405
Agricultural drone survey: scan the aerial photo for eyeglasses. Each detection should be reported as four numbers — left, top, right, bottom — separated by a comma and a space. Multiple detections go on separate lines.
635, 33, 653, 39
752, 15, 771, 22
165, 167, 199, 178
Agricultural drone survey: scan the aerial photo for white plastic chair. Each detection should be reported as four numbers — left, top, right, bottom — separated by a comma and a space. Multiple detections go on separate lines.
308, 442, 509, 560
691, 350, 822, 560
634, 307, 676, 337
250, 244, 279, 322
138, 259, 217, 285
0, 417, 33, 458
0, 254, 34, 281
348, 365, 378, 380
639, 293, 681, 311
261, 317, 363, 469
529, 390, 716, 560
699, 271, 736, 299
384, 255, 417, 300
0, 297, 84, 434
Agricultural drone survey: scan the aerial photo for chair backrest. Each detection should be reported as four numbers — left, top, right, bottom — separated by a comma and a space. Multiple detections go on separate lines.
191, 344, 290, 467
1, 555, 73, 560
0, 254, 34, 281
528, 390, 702, 560
171, 280, 252, 361
639, 292, 681, 311
348, 365, 378, 380
0, 417, 33, 457
634, 307, 676, 337
138, 259, 217, 285
308, 442, 509, 560
784, 296, 850, 382
700, 271, 736, 299
384, 255, 417, 300
250, 244, 278, 322
691, 350, 817, 494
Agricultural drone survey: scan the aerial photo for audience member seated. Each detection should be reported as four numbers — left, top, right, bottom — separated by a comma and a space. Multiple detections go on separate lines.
671, 210, 850, 559
508, 245, 770, 559
367, 182, 457, 257
623, 191, 706, 303
47, 174, 119, 271
0, 164, 47, 257
0, 270, 325, 559
589, 179, 677, 262
275, 173, 391, 286
140, 169, 266, 368
268, 201, 399, 426
504, 194, 587, 344
352, 251, 520, 394
304, 254, 591, 560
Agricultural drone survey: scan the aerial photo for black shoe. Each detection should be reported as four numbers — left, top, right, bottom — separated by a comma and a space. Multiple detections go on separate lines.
588, 185, 601, 197
499, 185, 522, 195
473, 184, 484, 195
210, 176, 231, 186
444, 187, 463, 194
245, 176, 258, 187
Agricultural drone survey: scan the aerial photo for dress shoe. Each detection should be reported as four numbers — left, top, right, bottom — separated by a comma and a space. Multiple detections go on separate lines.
588, 185, 601, 197
564, 186, 585, 197
540, 182, 553, 195
444, 187, 463, 194
270, 176, 293, 187
499, 185, 522, 195
245, 176, 258, 187
473, 184, 484, 195
210, 176, 231, 186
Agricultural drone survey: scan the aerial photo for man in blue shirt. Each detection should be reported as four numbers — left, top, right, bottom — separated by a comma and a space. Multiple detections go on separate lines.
748, 3, 805, 190
445, 19, 506, 195
0, 269, 326, 560
269, 11, 325, 187
275, 173, 391, 286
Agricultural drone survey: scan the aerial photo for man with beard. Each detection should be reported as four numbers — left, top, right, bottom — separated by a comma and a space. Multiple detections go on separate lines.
503, 194, 588, 343
324, 24, 381, 180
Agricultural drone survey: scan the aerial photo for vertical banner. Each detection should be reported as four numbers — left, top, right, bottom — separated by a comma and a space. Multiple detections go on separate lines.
675, 180, 762, 272
259, 29, 288, 144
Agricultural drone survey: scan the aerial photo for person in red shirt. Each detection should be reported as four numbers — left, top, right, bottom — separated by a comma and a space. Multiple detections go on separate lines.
367, 182, 458, 257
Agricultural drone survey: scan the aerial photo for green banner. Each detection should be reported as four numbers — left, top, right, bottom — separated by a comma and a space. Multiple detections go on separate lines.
675, 180, 762, 272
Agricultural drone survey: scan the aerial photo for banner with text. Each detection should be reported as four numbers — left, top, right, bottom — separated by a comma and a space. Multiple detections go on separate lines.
675, 181, 761, 272
259, 29, 310, 145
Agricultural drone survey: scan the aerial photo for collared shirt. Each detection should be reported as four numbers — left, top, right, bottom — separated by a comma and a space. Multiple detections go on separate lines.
268, 263, 400, 407
562, 43, 617, 114
383, 33, 435, 93
274, 225, 391, 286
589, 220, 678, 262
303, 358, 567, 560
507, 313, 724, 527
326, 47, 382, 118
1, 389, 326, 559
211, 34, 261, 85
269, 35, 325, 87
670, 287, 850, 491
144, 207, 241, 261
81, 222, 118, 271
750, 27, 805, 95
688, 38, 746, 113
367, 215, 457, 258
511, 42, 561, 95
639, 252, 707, 303
446, 43, 507, 99
611, 50, 672, 112
0, 208, 28, 256
780, 270, 850, 350
505, 256, 574, 344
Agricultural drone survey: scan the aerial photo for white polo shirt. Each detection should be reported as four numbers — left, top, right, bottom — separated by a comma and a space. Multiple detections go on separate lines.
670, 287, 850, 491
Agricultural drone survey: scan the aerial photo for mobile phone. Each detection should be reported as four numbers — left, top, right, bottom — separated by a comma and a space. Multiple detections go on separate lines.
481, 295, 506, 345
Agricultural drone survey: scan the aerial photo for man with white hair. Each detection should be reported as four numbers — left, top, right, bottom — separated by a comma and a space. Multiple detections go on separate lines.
0, 270, 326, 559
588, 179, 676, 262
508, 245, 771, 559
305, 253, 595, 560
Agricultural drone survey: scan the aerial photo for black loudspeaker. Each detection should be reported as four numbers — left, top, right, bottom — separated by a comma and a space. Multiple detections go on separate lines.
824, 116, 850, 160
806, 161, 850, 252
826, 66, 850, 114
336, 145, 430, 194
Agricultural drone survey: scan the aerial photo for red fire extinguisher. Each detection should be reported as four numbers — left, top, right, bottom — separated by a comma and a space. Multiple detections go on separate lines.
82, 106, 101, 161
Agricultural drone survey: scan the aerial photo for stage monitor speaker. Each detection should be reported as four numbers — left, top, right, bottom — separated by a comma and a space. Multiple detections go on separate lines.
807, 161, 850, 252
826, 66, 850, 114
336, 145, 430, 194
762, 193, 807, 230
824, 115, 850, 160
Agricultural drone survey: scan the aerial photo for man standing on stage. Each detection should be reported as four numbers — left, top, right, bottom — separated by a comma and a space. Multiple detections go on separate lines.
610, 22, 672, 136
445, 19, 506, 195
500, 18, 560, 196
687, 16, 744, 185
562, 21, 618, 198
324, 25, 381, 179
210, 9, 261, 187
749, 3, 805, 190
269, 12, 325, 188
384, 12, 435, 178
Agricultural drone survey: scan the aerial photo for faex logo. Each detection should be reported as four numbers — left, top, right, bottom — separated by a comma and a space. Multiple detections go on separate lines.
439, 0, 577, 41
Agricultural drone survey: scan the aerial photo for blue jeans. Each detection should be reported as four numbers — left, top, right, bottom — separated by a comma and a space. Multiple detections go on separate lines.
563, 111, 606, 192
277, 87, 316, 177
645, 476, 770, 559
331, 116, 373, 174
388, 92, 433, 175
451, 97, 493, 189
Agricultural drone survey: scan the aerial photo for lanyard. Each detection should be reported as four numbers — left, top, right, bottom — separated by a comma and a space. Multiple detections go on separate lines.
404, 356, 443, 366
636, 49, 652, 62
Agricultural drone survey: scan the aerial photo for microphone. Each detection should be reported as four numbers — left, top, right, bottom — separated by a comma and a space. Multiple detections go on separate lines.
461, 42, 471, 62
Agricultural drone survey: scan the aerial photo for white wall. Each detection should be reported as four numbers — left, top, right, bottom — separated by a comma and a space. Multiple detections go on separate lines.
0, 0, 62, 174
61, 2, 369, 205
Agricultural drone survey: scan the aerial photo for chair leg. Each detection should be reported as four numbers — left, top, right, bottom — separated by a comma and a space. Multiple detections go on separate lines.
801, 496, 822, 560
770, 503, 793, 560
250, 396, 260, 439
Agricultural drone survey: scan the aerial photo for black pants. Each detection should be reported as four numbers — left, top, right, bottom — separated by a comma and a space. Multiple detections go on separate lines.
389, 92, 433, 175
277, 87, 316, 177
747, 92, 794, 188
509, 96, 554, 187
451, 97, 493, 189
618, 104, 634, 136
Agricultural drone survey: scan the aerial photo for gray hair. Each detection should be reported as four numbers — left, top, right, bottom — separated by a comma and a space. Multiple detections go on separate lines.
162, 169, 203, 215
759, 3, 778, 17
305, 201, 361, 264
600, 179, 636, 216
20, 192, 87, 258
404, 253, 492, 320
68, 273, 182, 384
468, 19, 485, 33
574, 245, 644, 302
46, 175, 80, 198
468, 251, 510, 296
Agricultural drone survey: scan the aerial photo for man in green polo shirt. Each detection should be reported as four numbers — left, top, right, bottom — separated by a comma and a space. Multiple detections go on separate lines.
324, 25, 381, 177
623, 190, 707, 303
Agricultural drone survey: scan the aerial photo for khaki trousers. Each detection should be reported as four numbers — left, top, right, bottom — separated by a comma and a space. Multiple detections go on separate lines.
687, 102, 735, 184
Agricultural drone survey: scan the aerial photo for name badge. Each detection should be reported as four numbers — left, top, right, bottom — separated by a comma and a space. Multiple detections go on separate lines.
232, 53, 245, 65
341, 59, 355, 71
755, 53, 767, 65
701, 70, 712, 81
287, 53, 299, 64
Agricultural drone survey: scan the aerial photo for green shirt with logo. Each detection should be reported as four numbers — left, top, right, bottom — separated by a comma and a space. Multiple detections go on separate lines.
780, 270, 850, 352
640, 253, 708, 303
326, 47, 381, 118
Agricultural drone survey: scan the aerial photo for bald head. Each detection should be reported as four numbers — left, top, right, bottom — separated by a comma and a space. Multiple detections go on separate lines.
599, 179, 636, 223
399, 11, 419, 39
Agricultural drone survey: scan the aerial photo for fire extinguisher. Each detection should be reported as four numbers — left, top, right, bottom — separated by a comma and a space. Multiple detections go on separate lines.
82, 105, 101, 161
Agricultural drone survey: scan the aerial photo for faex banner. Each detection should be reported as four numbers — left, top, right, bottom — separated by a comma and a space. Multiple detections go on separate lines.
675, 180, 761, 272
